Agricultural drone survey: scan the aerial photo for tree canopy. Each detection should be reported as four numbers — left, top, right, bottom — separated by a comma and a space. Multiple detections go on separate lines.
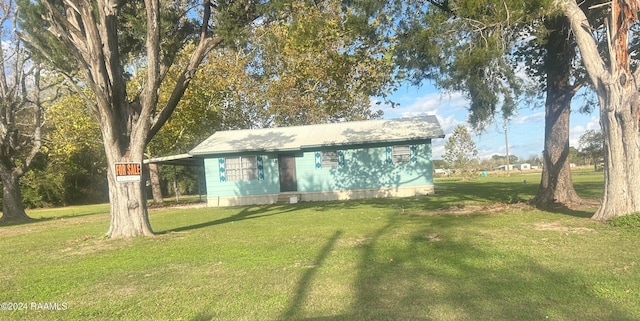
578, 129, 604, 170
391, 0, 552, 130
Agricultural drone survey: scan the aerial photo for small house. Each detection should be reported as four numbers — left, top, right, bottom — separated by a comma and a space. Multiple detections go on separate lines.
496, 164, 515, 171
189, 116, 445, 207
513, 163, 531, 170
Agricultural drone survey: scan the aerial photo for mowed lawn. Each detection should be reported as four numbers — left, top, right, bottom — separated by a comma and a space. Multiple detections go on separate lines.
2, 170, 640, 320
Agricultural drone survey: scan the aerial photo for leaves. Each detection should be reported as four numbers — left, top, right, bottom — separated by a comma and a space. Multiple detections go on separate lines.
250, 0, 393, 126
388, 1, 555, 130
578, 129, 604, 164
443, 125, 478, 176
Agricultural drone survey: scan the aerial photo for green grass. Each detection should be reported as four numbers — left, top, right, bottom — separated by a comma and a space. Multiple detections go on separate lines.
3, 170, 639, 320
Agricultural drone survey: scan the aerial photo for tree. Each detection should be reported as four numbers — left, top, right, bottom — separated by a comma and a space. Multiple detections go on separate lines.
18, 0, 259, 237
558, 0, 640, 220
443, 125, 478, 177
249, 0, 392, 126
388, 1, 553, 130
44, 93, 108, 204
530, 14, 585, 205
432, 159, 447, 169
491, 154, 519, 165
524, 154, 543, 167
0, 1, 54, 223
578, 129, 604, 171
378, 0, 586, 207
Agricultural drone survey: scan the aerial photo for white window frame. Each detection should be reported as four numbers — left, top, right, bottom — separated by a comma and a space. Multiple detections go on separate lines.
322, 151, 339, 168
225, 156, 258, 181
392, 145, 412, 164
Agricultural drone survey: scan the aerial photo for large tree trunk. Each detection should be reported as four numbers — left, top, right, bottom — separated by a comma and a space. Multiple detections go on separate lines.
534, 15, 582, 206
148, 163, 164, 204
104, 143, 154, 238
535, 90, 582, 205
0, 168, 31, 223
106, 178, 153, 237
592, 83, 640, 220
560, 0, 640, 220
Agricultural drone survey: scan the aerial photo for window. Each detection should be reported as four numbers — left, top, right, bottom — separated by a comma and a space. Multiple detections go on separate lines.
392, 145, 411, 163
322, 151, 339, 168
225, 156, 257, 181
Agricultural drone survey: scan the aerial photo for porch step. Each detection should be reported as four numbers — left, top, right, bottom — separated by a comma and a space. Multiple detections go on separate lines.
276, 194, 301, 204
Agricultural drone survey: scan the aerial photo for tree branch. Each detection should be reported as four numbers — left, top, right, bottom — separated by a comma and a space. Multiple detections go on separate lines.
557, 0, 609, 92
426, 0, 455, 16
147, 35, 223, 143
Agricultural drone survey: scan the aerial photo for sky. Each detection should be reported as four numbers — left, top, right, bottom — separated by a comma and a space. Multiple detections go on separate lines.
374, 82, 602, 161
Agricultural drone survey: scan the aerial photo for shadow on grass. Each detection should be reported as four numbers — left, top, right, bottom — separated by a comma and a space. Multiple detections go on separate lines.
0, 215, 104, 227
2, 206, 113, 227
302, 179, 541, 214
280, 230, 343, 320
160, 204, 302, 234
435, 179, 539, 204
162, 174, 602, 234
534, 202, 597, 219
0, 216, 42, 227
573, 181, 605, 200
282, 213, 636, 321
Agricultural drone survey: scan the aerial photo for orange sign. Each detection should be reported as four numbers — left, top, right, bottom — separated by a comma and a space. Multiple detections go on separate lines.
115, 162, 142, 182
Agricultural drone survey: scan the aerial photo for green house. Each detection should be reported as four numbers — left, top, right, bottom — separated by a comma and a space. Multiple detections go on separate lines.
189, 116, 444, 207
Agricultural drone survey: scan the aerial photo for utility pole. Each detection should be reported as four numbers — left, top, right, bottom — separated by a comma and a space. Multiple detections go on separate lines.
504, 119, 510, 176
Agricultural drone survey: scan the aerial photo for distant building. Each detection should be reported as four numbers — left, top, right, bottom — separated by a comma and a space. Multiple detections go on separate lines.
434, 168, 452, 176
513, 163, 531, 170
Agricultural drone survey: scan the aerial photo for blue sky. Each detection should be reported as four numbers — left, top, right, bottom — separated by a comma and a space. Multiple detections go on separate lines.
374, 83, 602, 161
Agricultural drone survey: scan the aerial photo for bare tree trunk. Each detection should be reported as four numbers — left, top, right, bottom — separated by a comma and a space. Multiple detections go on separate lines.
0, 168, 31, 223
106, 180, 153, 237
592, 83, 640, 220
104, 145, 154, 238
535, 90, 582, 205
534, 15, 582, 206
148, 163, 164, 204
560, 0, 640, 220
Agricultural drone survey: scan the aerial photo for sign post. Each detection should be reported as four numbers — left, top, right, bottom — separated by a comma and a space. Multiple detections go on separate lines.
115, 162, 142, 182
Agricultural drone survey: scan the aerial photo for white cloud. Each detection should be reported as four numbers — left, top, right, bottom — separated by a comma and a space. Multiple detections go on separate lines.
570, 117, 600, 147
399, 92, 468, 117
437, 114, 462, 134
513, 111, 545, 124
431, 142, 445, 159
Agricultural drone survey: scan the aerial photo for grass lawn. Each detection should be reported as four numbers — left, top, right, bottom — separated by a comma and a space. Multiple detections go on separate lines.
2, 170, 640, 320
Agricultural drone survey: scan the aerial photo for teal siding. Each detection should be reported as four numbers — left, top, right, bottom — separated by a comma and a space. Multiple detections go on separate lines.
296, 143, 433, 193
204, 141, 434, 198
204, 154, 280, 197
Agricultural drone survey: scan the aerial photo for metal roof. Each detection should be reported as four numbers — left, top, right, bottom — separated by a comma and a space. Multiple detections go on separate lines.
189, 115, 444, 156
143, 153, 203, 167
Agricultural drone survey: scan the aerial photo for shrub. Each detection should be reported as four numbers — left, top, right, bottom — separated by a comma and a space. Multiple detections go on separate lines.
609, 213, 640, 228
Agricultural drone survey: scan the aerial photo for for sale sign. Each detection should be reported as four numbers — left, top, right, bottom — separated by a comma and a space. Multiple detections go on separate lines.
115, 162, 142, 182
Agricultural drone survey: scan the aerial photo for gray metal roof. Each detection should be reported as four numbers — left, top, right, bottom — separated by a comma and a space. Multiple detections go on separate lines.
189, 115, 445, 156
143, 153, 203, 167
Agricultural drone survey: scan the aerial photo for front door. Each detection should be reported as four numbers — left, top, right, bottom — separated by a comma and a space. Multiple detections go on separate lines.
278, 155, 297, 192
